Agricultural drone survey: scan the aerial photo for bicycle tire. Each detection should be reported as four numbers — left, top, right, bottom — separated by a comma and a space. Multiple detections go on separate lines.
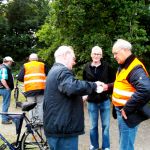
0, 138, 19, 150
21, 127, 49, 150
0, 138, 8, 150
14, 87, 19, 108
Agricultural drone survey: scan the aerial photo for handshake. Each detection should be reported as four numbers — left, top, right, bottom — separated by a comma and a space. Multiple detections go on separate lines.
95, 81, 108, 93
82, 81, 108, 101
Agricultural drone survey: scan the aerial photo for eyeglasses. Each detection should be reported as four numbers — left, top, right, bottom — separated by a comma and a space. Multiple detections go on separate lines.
92, 53, 102, 56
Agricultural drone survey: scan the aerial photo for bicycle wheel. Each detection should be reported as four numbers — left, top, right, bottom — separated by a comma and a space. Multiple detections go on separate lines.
21, 127, 49, 150
0, 138, 20, 150
0, 138, 9, 150
14, 87, 19, 108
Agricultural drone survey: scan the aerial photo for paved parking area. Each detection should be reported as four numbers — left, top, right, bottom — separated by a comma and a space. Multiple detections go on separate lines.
0, 101, 150, 150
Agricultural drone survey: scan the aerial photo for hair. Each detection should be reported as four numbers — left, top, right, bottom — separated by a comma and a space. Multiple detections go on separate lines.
29, 53, 38, 61
91, 46, 102, 53
54, 46, 74, 62
112, 39, 132, 50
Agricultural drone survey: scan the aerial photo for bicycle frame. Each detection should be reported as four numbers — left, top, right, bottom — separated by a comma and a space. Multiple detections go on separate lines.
0, 112, 24, 150
0, 102, 48, 150
0, 133, 16, 150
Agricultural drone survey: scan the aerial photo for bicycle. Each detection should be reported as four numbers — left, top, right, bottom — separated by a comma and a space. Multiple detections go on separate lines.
14, 79, 27, 108
0, 102, 49, 150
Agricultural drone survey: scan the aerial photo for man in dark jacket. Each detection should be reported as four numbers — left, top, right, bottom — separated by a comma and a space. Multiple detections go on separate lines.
0, 56, 14, 124
83, 46, 114, 150
43, 46, 102, 150
104, 39, 150, 150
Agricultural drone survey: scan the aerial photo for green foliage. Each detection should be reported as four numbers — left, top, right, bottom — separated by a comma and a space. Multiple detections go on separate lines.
37, 0, 150, 74
0, 0, 50, 63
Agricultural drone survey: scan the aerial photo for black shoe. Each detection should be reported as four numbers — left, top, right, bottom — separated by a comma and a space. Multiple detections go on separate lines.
1, 120, 12, 124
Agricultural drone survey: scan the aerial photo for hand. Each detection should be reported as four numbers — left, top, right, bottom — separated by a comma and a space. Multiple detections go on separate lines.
6, 87, 10, 90
82, 95, 88, 102
120, 109, 127, 119
102, 83, 108, 91
96, 85, 104, 93
95, 81, 105, 93
95, 81, 104, 87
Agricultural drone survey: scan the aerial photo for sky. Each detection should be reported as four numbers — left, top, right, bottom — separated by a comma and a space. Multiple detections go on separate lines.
2, 0, 8, 4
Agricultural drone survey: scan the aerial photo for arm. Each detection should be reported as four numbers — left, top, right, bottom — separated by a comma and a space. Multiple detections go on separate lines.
123, 65, 150, 115
1, 79, 10, 90
57, 69, 97, 97
17, 66, 25, 82
44, 64, 49, 76
0, 68, 10, 89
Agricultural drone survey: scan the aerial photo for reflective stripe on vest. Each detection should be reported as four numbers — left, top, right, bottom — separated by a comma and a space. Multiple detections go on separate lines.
112, 58, 148, 106
24, 61, 46, 92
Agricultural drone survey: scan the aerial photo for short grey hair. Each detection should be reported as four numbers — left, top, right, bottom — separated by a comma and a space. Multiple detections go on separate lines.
112, 39, 132, 50
54, 46, 74, 61
29, 53, 38, 61
91, 46, 102, 53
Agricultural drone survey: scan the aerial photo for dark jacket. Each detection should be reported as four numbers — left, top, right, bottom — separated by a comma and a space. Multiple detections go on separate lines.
83, 61, 115, 103
111, 55, 150, 127
122, 55, 150, 114
43, 63, 97, 137
0, 64, 14, 90
17, 62, 49, 97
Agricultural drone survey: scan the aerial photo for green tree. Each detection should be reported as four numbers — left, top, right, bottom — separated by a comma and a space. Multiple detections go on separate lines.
0, 0, 49, 62
37, 0, 150, 74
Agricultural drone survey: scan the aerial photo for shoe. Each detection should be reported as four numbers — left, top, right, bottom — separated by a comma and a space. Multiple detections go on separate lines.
1, 120, 12, 124
89, 145, 101, 150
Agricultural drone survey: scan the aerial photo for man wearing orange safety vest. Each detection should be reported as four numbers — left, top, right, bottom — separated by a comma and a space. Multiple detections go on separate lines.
102, 39, 150, 150
18, 53, 49, 122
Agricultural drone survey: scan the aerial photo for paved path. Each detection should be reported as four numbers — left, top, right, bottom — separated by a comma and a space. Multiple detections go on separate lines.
0, 100, 150, 150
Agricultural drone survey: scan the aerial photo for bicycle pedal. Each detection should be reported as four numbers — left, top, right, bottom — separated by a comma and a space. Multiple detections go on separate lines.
0, 143, 7, 150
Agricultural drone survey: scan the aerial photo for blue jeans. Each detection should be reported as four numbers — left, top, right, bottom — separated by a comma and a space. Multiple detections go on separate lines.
88, 99, 110, 150
47, 136, 78, 150
115, 107, 138, 150
0, 89, 11, 122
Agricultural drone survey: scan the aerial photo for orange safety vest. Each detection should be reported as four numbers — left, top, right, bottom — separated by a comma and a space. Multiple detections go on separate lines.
112, 58, 148, 106
24, 61, 46, 92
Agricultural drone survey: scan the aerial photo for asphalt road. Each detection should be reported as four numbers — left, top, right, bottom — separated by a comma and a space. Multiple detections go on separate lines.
0, 101, 150, 150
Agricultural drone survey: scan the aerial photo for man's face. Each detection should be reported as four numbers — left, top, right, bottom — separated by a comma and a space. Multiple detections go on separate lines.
91, 49, 102, 63
6, 61, 13, 68
66, 52, 76, 70
112, 48, 126, 64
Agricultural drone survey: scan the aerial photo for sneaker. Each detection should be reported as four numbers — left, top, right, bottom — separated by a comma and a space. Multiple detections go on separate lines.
89, 145, 101, 150
1, 120, 12, 124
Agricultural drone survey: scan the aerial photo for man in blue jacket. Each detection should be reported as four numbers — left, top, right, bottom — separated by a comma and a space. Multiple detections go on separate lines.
43, 45, 102, 150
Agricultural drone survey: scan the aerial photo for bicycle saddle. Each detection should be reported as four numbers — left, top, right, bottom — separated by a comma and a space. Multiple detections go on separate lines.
21, 102, 37, 111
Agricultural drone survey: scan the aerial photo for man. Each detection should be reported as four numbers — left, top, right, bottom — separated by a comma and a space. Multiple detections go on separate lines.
18, 53, 48, 122
107, 39, 150, 150
0, 56, 14, 124
83, 46, 114, 150
43, 46, 103, 150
